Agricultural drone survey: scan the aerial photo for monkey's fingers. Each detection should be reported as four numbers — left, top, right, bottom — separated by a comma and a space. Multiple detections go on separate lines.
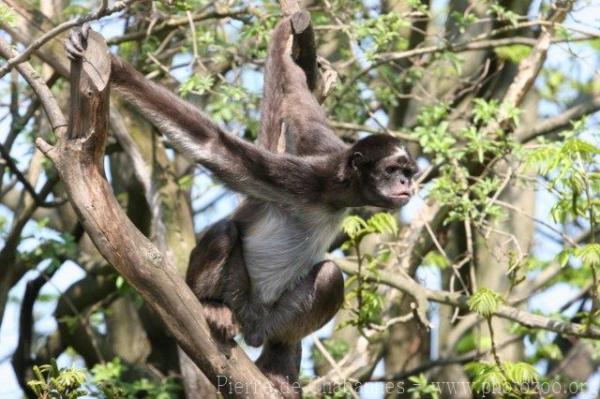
81, 22, 91, 39
65, 24, 92, 61
64, 40, 83, 60
68, 29, 86, 53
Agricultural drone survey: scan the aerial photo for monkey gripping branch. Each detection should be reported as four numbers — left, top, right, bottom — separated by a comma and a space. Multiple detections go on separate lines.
34, 29, 282, 399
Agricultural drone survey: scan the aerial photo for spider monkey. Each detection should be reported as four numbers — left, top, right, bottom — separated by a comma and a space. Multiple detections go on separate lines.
66, 13, 416, 397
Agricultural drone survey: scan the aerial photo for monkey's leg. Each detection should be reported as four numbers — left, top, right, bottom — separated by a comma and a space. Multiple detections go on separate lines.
268, 260, 344, 343
186, 220, 240, 341
256, 341, 302, 399
254, 260, 344, 397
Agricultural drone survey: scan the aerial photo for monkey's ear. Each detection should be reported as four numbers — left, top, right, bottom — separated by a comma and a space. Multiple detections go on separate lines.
349, 152, 364, 171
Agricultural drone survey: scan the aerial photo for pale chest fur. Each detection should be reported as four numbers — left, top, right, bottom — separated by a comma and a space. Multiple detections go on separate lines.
243, 204, 345, 304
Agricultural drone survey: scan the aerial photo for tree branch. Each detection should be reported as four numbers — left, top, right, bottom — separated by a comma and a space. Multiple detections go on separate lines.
338, 261, 600, 340
0, 38, 66, 133
31, 29, 279, 397
0, 142, 64, 207
517, 93, 600, 143
106, 9, 250, 45
12, 264, 60, 395
0, 0, 136, 78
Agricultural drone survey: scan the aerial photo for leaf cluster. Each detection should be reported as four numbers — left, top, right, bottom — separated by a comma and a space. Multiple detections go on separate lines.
27, 360, 87, 399
91, 358, 181, 398
468, 288, 504, 318
341, 213, 398, 328
466, 361, 540, 398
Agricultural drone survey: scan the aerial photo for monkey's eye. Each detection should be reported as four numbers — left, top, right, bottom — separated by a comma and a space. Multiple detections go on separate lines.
385, 166, 400, 175
402, 167, 415, 178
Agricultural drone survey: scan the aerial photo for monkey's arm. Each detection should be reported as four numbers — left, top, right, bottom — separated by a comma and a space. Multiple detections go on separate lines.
260, 16, 345, 156
110, 57, 327, 203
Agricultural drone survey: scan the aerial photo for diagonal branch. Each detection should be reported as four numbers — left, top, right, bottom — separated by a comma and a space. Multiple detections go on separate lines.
27, 29, 279, 398
517, 93, 600, 143
0, 38, 66, 133
0, 142, 64, 207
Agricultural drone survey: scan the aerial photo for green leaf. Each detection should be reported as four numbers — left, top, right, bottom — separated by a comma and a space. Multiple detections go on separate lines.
407, 373, 440, 398
494, 44, 532, 63
576, 244, 600, 268
178, 75, 214, 97
472, 98, 499, 124
56, 367, 86, 388
505, 362, 539, 384
468, 288, 503, 317
557, 249, 571, 268
423, 251, 449, 269
489, 4, 520, 27
341, 215, 368, 240
0, 4, 16, 26
177, 174, 194, 190
367, 212, 398, 236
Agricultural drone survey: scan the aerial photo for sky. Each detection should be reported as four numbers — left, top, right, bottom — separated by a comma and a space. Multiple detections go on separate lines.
1, 1, 600, 398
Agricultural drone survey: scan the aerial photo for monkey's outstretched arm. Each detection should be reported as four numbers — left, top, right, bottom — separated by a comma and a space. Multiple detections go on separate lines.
109, 56, 326, 204
260, 15, 345, 156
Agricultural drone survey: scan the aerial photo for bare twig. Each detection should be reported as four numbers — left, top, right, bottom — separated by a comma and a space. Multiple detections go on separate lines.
312, 336, 360, 399
0, 0, 137, 79
517, 93, 600, 143
0, 142, 64, 207
107, 9, 249, 45
494, 199, 578, 247
0, 38, 66, 133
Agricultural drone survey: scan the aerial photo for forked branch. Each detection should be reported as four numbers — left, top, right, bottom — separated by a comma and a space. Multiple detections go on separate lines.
34, 30, 279, 399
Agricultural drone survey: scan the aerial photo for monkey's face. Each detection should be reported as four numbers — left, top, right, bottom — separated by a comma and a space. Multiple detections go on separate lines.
369, 153, 417, 208
349, 135, 417, 209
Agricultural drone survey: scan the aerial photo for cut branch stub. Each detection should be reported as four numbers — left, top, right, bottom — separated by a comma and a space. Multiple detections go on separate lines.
67, 30, 111, 159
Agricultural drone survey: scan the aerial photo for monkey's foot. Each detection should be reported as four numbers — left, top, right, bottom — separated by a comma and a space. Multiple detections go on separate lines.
202, 301, 239, 341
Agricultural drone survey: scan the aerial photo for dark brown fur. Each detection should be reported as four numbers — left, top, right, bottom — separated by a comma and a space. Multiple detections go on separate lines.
66, 14, 416, 397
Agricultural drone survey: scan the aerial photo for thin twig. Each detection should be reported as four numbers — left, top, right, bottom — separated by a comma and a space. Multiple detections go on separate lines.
494, 199, 578, 247
0, 142, 64, 207
0, 0, 137, 79
312, 336, 360, 399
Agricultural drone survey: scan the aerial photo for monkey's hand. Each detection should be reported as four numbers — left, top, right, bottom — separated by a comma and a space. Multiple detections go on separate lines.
64, 23, 91, 61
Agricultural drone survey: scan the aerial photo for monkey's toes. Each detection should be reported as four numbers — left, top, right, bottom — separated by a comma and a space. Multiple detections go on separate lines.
215, 320, 239, 341
202, 302, 239, 342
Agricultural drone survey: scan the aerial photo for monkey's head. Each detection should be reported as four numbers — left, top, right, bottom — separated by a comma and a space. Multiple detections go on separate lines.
345, 134, 417, 209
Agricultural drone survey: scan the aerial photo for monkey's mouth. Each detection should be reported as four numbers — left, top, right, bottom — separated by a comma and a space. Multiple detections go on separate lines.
384, 191, 411, 207
388, 191, 411, 200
